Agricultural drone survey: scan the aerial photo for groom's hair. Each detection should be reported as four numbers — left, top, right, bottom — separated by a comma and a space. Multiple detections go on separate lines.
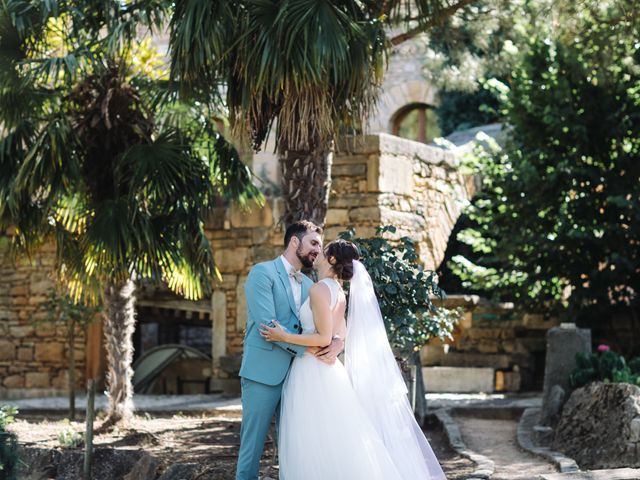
284, 220, 323, 248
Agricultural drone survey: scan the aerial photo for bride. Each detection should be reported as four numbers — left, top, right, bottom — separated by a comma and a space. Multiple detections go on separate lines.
260, 239, 446, 480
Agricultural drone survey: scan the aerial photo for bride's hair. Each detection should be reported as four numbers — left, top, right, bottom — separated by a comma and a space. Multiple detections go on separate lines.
324, 239, 360, 281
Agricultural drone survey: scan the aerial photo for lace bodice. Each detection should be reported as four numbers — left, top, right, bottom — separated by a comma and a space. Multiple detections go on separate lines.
299, 277, 341, 334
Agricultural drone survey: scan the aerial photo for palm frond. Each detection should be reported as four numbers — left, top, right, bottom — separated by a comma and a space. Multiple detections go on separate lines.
122, 129, 211, 207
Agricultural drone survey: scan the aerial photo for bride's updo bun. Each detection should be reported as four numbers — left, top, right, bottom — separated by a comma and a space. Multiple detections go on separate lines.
324, 239, 360, 281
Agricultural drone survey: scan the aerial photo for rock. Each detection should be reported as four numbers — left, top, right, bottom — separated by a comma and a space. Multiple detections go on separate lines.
545, 385, 566, 425
541, 324, 591, 425
123, 452, 160, 480
0, 340, 15, 360
552, 382, 640, 469
157, 463, 201, 480
35, 342, 64, 362
25, 372, 50, 388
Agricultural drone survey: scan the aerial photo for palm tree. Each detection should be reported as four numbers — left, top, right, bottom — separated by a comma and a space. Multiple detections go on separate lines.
169, 0, 476, 226
0, 1, 259, 426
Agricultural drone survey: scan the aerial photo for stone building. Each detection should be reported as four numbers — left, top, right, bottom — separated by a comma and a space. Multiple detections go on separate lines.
0, 35, 556, 399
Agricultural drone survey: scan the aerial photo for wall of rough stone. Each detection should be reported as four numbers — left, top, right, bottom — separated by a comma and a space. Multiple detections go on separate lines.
326, 134, 478, 270
0, 133, 478, 397
207, 134, 477, 383
422, 295, 560, 391
0, 242, 87, 399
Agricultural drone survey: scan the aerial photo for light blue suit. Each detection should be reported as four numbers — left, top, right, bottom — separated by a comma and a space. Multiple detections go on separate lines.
236, 257, 312, 480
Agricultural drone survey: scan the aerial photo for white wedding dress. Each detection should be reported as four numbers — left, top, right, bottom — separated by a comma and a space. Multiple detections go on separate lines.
278, 278, 403, 480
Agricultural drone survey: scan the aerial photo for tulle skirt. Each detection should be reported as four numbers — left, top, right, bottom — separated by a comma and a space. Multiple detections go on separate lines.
278, 353, 403, 480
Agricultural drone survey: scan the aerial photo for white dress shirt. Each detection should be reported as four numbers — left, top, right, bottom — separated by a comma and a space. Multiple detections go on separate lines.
280, 255, 302, 312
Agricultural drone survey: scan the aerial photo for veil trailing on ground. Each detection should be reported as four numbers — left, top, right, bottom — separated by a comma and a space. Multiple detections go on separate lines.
345, 260, 447, 480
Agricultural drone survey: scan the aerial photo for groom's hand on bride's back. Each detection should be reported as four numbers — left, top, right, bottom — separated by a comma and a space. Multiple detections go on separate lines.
313, 336, 345, 365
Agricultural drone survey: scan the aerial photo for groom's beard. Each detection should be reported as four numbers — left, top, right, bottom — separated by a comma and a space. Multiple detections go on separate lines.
296, 246, 315, 269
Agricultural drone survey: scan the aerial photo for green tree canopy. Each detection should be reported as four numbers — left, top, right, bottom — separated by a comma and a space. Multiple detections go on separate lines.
0, 0, 260, 425
168, 0, 477, 225
451, 1, 640, 327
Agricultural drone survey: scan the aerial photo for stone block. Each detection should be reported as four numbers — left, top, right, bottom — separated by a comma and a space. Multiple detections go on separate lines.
214, 247, 249, 273
10, 285, 28, 296
3, 375, 23, 388
30, 279, 53, 296
495, 369, 521, 392
329, 194, 379, 209
25, 372, 50, 388
212, 290, 227, 363
35, 342, 64, 362
204, 207, 227, 230
333, 153, 369, 165
522, 313, 558, 329
17, 346, 33, 361
251, 245, 280, 264
51, 370, 69, 389
9, 325, 34, 338
251, 227, 271, 245
229, 201, 273, 229
477, 340, 500, 353
0, 340, 15, 360
630, 418, 640, 442
541, 324, 591, 426
324, 209, 350, 226
35, 323, 57, 337
236, 276, 248, 331
424, 351, 513, 369
332, 164, 366, 177
349, 206, 381, 223
378, 154, 415, 195
422, 366, 494, 393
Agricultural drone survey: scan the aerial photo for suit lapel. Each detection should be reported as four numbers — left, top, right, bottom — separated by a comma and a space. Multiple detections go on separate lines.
274, 258, 299, 318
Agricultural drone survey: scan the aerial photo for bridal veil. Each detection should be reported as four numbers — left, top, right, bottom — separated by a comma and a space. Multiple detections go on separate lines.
345, 260, 447, 480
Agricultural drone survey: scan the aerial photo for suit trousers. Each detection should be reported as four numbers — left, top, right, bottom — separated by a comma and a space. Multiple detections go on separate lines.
235, 376, 284, 480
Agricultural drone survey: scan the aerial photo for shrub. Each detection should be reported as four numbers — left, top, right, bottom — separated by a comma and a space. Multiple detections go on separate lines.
570, 348, 640, 388
0, 406, 20, 480
340, 226, 461, 355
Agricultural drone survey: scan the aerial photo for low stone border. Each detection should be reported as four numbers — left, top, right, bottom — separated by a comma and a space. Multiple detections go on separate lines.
433, 408, 495, 479
538, 468, 640, 480
516, 407, 580, 473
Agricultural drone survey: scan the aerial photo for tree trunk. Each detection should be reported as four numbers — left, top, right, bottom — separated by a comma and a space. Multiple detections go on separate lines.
279, 137, 333, 227
102, 280, 137, 427
412, 349, 428, 426
68, 319, 76, 421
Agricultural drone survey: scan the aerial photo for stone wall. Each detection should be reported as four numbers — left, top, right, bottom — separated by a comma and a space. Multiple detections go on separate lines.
421, 295, 560, 391
0, 242, 87, 399
0, 133, 478, 397
326, 134, 478, 270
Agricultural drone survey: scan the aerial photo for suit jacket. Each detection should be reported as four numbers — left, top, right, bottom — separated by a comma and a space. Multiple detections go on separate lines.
239, 257, 312, 385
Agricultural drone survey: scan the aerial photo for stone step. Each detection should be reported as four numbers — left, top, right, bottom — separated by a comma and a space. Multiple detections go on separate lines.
423, 366, 494, 393
539, 468, 640, 480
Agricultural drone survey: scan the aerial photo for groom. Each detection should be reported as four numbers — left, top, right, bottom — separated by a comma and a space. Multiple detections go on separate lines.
236, 220, 345, 480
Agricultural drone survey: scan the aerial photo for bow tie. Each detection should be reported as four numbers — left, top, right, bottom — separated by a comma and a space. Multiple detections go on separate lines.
289, 270, 303, 284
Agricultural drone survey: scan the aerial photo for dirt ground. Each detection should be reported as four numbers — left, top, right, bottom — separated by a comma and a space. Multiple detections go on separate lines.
452, 410, 558, 480
10, 410, 474, 479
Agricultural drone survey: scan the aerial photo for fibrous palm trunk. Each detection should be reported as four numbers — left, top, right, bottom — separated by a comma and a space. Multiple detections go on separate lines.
68, 319, 76, 421
279, 137, 333, 227
102, 280, 137, 426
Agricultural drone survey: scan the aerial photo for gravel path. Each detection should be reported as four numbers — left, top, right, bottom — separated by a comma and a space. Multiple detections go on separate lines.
453, 411, 558, 479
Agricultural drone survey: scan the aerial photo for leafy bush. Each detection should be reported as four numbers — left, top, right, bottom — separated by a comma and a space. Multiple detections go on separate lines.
570, 350, 640, 388
57, 421, 84, 449
450, 7, 640, 326
0, 406, 20, 480
436, 88, 501, 136
340, 226, 461, 355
